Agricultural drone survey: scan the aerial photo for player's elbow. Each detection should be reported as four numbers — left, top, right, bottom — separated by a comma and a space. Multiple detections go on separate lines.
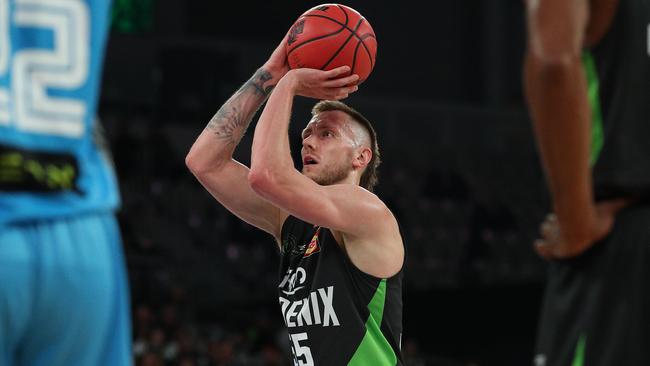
185, 151, 220, 178
185, 152, 204, 176
248, 168, 277, 197
525, 47, 581, 87
526, 41, 581, 74
526, 5, 586, 69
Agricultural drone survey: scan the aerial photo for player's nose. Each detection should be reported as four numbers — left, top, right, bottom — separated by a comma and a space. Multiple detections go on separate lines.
302, 135, 316, 150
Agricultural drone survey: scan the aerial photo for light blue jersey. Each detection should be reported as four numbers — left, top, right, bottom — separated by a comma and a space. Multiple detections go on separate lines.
0, 0, 119, 226
0, 2, 132, 365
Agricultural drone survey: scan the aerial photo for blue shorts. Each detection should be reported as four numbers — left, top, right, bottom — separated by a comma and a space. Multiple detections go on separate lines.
0, 212, 132, 366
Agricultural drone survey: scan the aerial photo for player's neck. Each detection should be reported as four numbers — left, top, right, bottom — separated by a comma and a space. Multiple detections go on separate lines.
331, 174, 360, 187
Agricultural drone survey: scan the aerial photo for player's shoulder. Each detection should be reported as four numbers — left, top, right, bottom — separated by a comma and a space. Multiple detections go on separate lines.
348, 185, 398, 227
336, 184, 390, 209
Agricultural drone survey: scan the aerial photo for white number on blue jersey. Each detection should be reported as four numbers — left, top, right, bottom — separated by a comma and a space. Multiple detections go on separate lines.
0, 0, 90, 138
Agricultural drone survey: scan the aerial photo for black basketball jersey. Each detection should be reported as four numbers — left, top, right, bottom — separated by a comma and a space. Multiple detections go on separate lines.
278, 215, 404, 366
588, 0, 650, 200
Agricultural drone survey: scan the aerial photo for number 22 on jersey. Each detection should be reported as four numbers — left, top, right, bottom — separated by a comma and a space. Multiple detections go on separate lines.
0, 0, 90, 138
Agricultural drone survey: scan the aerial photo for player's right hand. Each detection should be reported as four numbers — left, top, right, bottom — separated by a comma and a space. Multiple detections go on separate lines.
283, 66, 359, 100
262, 31, 293, 84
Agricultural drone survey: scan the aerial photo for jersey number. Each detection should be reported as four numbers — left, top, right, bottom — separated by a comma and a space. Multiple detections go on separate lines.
0, 0, 89, 138
289, 332, 314, 366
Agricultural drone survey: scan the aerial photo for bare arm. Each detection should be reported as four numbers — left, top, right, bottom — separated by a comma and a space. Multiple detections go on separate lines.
249, 67, 368, 235
524, 0, 622, 257
185, 39, 290, 239
248, 68, 403, 277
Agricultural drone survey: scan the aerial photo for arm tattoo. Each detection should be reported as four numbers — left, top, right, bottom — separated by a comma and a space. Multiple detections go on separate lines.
239, 68, 275, 97
205, 68, 277, 145
206, 106, 245, 145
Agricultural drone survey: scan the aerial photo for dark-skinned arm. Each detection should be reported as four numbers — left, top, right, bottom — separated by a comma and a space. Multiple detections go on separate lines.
524, 0, 624, 258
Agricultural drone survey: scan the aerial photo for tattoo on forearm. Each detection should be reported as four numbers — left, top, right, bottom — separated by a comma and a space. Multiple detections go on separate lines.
207, 106, 245, 145
239, 68, 275, 97
205, 68, 276, 145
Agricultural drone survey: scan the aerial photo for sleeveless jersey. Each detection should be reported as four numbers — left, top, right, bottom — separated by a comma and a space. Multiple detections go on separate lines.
279, 215, 404, 366
0, 0, 118, 226
587, 0, 650, 200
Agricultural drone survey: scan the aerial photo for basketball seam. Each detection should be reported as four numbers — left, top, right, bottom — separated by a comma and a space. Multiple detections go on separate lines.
335, 4, 349, 26
320, 18, 364, 70
358, 33, 375, 69
287, 23, 347, 56
287, 6, 351, 56
303, 14, 370, 42
351, 40, 361, 75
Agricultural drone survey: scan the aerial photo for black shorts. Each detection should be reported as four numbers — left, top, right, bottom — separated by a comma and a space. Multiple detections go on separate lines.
533, 203, 650, 366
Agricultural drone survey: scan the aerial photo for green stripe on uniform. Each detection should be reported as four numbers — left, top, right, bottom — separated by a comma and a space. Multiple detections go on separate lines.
582, 51, 605, 166
348, 279, 397, 366
571, 334, 586, 366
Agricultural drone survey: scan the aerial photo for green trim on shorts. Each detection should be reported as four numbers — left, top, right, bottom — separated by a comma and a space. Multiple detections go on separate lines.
582, 51, 605, 166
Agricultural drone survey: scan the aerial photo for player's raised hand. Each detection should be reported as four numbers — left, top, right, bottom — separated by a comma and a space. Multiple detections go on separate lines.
283, 66, 359, 100
262, 30, 294, 83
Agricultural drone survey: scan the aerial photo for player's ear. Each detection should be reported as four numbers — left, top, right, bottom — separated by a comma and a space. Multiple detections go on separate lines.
353, 147, 372, 169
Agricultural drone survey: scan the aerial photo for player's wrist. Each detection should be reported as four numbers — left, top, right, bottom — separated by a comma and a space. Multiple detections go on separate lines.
260, 63, 287, 86
558, 208, 600, 255
276, 70, 299, 94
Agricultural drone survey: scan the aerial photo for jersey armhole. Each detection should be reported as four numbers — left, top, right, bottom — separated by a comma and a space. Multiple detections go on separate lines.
339, 218, 407, 281
278, 215, 297, 252
335, 234, 405, 283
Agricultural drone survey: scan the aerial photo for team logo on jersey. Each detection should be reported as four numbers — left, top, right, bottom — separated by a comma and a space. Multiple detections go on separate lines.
304, 227, 321, 257
280, 267, 307, 295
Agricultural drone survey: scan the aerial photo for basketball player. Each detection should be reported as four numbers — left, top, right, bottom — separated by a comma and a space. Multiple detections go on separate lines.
0, 1, 132, 365
186, 35, 405, 365
524, 0, 650, 364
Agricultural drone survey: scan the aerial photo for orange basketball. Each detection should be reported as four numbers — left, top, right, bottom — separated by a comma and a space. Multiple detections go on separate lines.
286, 4, 377, 84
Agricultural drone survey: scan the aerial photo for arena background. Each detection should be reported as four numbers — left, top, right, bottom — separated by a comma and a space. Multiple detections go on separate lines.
103, 1, 551, 365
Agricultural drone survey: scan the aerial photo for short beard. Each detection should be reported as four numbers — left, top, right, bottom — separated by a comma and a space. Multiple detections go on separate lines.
308, 162, 350, 186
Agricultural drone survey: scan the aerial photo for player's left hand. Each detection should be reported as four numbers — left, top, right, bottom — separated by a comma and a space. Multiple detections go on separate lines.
284, 66, 359, 100
534, 199, 630, 260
